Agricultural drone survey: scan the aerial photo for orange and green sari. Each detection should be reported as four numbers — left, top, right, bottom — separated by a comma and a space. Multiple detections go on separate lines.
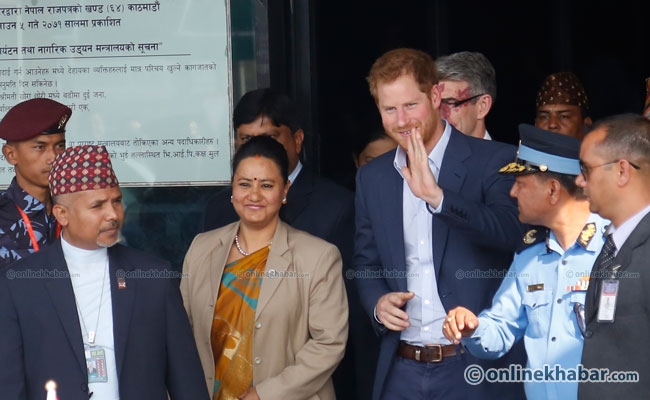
210, 246, 269, 400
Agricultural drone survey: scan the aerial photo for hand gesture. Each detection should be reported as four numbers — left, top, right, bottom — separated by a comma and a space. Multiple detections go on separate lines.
376, 291, 415, 331
442, 306, 479, 344
401, 127, 443, 208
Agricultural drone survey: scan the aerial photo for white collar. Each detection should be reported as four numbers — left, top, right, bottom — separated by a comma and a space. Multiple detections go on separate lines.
288, 160, 303, 185
484, 130, 492, 140
61, 235, 108, 264
607, 203, 650, 252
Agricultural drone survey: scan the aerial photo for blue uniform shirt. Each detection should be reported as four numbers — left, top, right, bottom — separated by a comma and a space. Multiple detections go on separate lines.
462, 213, 608, 400
0, 178, 58, 267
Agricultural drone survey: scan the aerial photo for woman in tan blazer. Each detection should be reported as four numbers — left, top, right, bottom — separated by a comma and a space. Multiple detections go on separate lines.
181, 136, 348, 400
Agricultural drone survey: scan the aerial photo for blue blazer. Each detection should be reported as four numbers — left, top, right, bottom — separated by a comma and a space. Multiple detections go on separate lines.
0, 239, 209, 400
354, 127, 525, 400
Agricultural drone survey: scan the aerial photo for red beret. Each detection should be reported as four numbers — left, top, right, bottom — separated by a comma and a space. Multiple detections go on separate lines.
49, 145, 119, 197
0, 98, 72, 141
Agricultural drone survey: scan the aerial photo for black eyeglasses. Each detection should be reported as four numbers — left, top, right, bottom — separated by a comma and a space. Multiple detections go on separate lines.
579, 159, 640, 179
440, 93, 485, 108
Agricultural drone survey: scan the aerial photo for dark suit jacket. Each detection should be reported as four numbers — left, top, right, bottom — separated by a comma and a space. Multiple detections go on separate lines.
201, 166, 354, 267
579, 211, 650, 399
0, 239, 209, 400
354, 127, 525, 400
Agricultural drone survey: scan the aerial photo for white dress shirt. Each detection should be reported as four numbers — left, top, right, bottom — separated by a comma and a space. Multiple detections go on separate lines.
288, 160, 303, 185
608, 204, 650, 256
484, 130, 492, 140
63, 237, 120, 400
392, 122, 452, 345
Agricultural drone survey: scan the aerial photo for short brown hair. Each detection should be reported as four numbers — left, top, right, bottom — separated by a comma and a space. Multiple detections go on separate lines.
367, 48, 438, 103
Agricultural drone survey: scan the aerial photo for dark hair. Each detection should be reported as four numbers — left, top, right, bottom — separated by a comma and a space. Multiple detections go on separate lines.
589, 114, 650, 168
353, 129, 391, 157
233, 88, 302, 137
232, 135, 289, 182
535, 171, 585, 200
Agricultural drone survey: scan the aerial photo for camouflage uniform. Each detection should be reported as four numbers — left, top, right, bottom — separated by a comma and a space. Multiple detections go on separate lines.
0, 178, 58, 267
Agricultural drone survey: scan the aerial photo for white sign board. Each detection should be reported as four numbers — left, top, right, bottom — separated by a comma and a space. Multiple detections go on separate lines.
0, 0, 232, 187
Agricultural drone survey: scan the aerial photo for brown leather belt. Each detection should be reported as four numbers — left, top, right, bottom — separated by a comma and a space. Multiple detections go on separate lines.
397, 341, 463, 363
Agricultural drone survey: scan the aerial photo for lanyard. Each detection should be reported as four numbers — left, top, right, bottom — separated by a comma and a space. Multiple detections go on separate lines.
75, 258, 109, 346
15, 205, 61, 252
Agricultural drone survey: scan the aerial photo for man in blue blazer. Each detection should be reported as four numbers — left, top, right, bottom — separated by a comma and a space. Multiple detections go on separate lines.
0, 145, 208, 400
353, 48, 525, 400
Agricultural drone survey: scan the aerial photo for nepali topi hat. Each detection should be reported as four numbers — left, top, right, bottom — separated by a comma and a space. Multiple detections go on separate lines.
49, 145, 119, 196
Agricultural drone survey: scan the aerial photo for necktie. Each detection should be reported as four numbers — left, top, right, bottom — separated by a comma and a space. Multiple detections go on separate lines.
597, 234, 617, 272
587, 234, 617, 316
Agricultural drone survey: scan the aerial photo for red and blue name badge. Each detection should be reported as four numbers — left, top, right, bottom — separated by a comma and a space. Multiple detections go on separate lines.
85, 345, 108, 383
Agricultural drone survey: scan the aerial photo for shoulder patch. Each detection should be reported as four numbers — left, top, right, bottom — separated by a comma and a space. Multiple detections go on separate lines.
516, 227, 548, 254
577, 222, 596, 248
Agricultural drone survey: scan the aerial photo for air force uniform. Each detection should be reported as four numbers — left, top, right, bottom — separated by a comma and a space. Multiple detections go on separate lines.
461, 124, 607, 400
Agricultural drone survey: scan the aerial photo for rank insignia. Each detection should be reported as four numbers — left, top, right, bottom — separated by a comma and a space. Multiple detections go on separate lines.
498, 162, 527, 174
58, 114, 68, 129
577, 223, 596, 247
528, 283, 544, 292
523, 229, 538, 245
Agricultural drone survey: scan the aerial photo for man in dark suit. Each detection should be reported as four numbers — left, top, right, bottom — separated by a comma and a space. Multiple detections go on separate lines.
0, 145, 209, 400
576, 114, 650, 398
353, 48, 525, 400
200, 89, 365, 399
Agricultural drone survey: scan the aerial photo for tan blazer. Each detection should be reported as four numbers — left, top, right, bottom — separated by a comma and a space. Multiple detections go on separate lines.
180, 220, 348, 400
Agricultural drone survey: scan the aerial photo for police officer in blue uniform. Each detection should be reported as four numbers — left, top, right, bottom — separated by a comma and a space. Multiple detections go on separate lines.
0, 98, 71, 267
442, 124, 608, 400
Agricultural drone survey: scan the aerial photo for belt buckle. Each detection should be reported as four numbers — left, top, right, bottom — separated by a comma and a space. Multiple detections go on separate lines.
425, 344, 443, 362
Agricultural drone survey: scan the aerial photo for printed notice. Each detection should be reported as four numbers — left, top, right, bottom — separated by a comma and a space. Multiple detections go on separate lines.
0, 0, 232, 186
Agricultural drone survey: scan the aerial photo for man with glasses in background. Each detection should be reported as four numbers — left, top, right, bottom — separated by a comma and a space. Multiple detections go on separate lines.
443, 124, 607, 400
437, 51, 496, 140
576, 114, 650, 398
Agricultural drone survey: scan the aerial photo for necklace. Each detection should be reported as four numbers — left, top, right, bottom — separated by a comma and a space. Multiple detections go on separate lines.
234, 233, 250, 256
234, 233, 272, 257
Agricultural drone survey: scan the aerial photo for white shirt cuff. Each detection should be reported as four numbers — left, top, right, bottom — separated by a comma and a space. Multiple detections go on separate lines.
426, 194, 444, 214
374, 306, 383, 324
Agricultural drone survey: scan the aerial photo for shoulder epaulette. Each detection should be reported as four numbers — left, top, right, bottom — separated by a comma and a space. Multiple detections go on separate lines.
516, 227, 548, 254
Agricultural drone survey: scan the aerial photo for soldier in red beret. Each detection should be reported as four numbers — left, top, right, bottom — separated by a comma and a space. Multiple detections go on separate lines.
0, 98, 71, 267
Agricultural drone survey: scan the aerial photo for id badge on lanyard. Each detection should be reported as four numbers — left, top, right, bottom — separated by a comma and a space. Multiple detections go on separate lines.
597, 279, 619, 323
85, 344, 108, 383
